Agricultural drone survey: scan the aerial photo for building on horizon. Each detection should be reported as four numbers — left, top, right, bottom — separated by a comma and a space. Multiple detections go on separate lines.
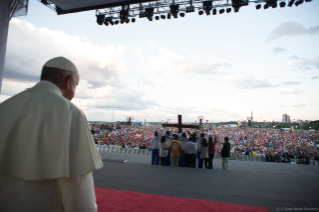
282, 114, 290, 123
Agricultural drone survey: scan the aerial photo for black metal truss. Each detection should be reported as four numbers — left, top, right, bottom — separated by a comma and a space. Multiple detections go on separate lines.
38, 0, 312, 24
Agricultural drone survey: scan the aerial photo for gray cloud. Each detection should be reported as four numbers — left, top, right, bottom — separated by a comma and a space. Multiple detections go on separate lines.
311, 76, 319, 80
293, 104, 306, 107
266, 22, 319, 43
272, 47, 286, 54
84, 89, 157, 110
231, 74, 274, 89
5, 19, 127, 89
280, 81, 301, 85
288, 55, 319, 71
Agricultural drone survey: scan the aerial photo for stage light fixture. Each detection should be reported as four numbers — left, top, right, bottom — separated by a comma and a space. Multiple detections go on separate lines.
110, 21, 114, 26
167, 13, 171, 19
226, 8, 232, 13
132, 18, 136, 23
198, 10, 204, 15
96, 14, 105, 25
266, 0, 277, 7
145, 7, 154, 21
180, 13, 185, 17
161, 15, 166, 19
212, 8, 217, 15
126, 19, 130, 23
288, 0, 295, 7
256, 4, 261, 10
120, 9, 129, 21
280, 2, 286, 7
295, 0, 304, 6
219, 9, 225, 14
186, 6, 195, 13
170, 4, 179, 17
120, 20, 124, 24
114, 20, 119, 25
264, 4, 269, 9
139, 12, 146, 18
232, 0, 245, 13
155, 16, 160, 20
104, 22, 109, 26
203, 1, 212, 15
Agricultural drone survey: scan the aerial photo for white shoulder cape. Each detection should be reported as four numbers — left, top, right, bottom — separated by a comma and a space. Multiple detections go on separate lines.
0, 81, 103, 180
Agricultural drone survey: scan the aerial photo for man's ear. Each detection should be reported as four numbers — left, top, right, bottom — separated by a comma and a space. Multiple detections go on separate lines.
65, 75, 73, 89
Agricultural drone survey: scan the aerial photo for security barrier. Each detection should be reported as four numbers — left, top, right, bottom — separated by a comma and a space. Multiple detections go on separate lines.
95, 144, 317, 165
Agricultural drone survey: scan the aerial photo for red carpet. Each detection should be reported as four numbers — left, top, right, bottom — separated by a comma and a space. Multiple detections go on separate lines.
95, 187, 269, 212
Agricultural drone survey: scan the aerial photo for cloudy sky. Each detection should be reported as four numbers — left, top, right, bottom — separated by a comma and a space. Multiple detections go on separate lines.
1, 0, 318, 122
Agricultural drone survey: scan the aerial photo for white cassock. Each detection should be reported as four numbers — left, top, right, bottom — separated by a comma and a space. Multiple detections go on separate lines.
0, 81, 103, 212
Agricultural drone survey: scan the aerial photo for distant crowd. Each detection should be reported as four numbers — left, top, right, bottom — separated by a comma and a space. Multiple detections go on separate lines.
90, 123, 319, 168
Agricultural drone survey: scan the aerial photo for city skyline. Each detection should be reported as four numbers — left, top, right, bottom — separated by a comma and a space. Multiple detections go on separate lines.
0, 0, 318, 122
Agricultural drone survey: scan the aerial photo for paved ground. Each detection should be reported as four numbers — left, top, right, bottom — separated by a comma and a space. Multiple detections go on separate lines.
94, 151, 319, 212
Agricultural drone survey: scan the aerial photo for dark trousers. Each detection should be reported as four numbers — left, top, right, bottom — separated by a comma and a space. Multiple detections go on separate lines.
200, 158, 209, 169
186, 153, 196, 168
196, 150, 202, 168
151, 149, 159, 165
208, 153, 214, 169
179, 151, 186, 167
166, 149, 171, 166
160, 157, 167, 165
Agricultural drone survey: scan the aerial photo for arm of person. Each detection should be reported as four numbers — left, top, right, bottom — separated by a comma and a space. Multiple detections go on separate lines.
57, 172, 97, 212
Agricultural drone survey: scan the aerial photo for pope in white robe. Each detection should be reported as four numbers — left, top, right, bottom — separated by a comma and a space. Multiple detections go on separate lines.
0, 57, 103, 212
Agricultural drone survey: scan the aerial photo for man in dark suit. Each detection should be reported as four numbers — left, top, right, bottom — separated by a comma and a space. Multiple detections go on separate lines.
221, 137, 230, 170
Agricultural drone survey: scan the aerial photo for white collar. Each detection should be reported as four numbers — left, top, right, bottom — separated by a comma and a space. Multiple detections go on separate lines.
34, 81, 63, 96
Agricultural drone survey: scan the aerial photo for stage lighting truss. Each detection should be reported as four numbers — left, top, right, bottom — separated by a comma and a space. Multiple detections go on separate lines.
38, 0, 313, 26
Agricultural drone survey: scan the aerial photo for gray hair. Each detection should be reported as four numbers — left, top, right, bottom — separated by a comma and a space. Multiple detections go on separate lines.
40, 67, 78, 84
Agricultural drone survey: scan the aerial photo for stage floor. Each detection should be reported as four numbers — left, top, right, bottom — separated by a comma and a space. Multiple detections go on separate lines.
94, 152, 319, 212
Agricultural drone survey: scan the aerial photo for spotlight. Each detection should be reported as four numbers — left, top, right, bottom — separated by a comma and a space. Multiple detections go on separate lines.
295, 0, 304, 6
234, 8, 240, 12
198, 10, 204, 15
212, 8, 217, 15
256, 4, 261, 10
132, 18, 136, 23
145, 7, 154, 20
180, 13, 185, 17
104, 22, 109, 26
288, 0, 295, 7
114, 20, 119, 25
139, 12, 146, 18
155, 16, 160, 20
226, 8, 232, 13
161, 15, 166, 19
280, 2, 286, 7
120, 9, 129, 21
120, 20, 124, 24
167, 13, 171, 19
266, 0, 278, 7
109, 21, 114, 26
96, 14, 105, 25
219, 9, 225, 14
264, 4, 269, 9
126, 19, 130, 23
170, 4, 179, 17
148, 17, 153, 21
186, 6, 195, 13
232, 0, 244, 13
203, 1, 212, 15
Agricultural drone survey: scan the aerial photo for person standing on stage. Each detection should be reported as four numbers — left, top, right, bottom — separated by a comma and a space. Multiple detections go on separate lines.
207, 135, 217, 169
169, 134, 182, 167
159, 136, 169, 165
184, 137, 196, 168
200, 138, 209, 169
221, 137, 231, 170
150, 130, 162, 165
0, 57, 103, 212
178, 132, 188, 167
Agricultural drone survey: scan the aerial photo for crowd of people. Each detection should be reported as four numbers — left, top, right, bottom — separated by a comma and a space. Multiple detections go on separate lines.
90, 123, 319, 168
